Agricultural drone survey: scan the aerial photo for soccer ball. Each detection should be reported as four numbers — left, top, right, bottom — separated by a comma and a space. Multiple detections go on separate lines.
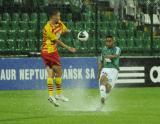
77, 31, 89, 42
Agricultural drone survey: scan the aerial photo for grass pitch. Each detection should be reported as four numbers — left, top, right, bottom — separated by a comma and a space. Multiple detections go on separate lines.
0, 88, 160, 124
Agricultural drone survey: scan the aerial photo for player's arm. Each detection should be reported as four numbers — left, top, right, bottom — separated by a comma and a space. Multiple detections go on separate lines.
98, 62, 103, 80
55, 39, 76, 53
57, 22, 75, 52
61, 21, 71, 34
105, 54, 119, 59
97, 54, 104, 80
105, 47, 121, 59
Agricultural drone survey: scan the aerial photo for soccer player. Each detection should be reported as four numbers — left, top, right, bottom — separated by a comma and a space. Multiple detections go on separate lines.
97, 35, 121, 109
41, 10, 76, 107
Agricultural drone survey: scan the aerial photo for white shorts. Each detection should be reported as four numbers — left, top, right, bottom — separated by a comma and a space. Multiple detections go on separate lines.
100, 68, 118, 88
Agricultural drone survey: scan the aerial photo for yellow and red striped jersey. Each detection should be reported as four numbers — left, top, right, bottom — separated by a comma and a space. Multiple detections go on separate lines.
41, 20, 68, 53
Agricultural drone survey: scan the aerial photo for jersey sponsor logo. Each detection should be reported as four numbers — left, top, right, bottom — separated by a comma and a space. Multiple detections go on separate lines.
150, 66, 160, 83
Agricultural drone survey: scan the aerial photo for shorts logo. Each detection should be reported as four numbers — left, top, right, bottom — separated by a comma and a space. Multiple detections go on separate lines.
150, 66, 160, 83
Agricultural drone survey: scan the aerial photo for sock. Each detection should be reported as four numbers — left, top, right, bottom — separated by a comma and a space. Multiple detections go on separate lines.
99, 85, 107, 98
55, 77, 62, 95
47, 78, 53, 97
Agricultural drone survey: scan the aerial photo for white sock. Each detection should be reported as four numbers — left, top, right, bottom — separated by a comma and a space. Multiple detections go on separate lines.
99, 85, 106, 98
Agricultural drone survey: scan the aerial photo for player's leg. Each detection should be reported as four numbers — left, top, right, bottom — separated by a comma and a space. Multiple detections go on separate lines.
96, 71, 110, 111
46, 66, 59, 107
53, 65, 69, 102
109, 68, 119, 89
53, 65, 62, 95
41, 53, 55, 97
41, 52, 61, 106
46, 66, 55, 97
99, 68, 113, 104
99, 74, 111, 104
99, 68, 118, 105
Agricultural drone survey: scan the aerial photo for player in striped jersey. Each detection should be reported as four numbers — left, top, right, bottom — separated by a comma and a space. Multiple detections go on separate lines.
97, 35, 121, 110
41, 10, 76, 107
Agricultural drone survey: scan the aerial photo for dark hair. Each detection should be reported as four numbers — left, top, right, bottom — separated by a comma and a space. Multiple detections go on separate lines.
106, 35, 113, 39
49, 9, 60, 17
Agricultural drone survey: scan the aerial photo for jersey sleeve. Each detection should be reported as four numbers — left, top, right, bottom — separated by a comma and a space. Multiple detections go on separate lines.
61, 21, 68, 33
115, 47, 121, 56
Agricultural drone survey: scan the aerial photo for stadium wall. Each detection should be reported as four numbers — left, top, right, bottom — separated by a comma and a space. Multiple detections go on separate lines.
0, 57, 160, 90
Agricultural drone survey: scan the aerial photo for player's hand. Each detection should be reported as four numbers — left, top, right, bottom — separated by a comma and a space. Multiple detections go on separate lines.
105, 55, 112, 59
67, 29, 71, 33
105, 58, 111, 62
68, 47, 76, 53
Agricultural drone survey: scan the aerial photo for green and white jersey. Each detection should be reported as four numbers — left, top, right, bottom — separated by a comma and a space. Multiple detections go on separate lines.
100, 46, 121, 70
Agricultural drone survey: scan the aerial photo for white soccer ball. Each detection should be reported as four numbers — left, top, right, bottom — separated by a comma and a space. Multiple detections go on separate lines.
77, 31, 89, 42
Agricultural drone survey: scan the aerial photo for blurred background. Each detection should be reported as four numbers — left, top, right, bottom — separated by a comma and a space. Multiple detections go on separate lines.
0, 0, 160, 57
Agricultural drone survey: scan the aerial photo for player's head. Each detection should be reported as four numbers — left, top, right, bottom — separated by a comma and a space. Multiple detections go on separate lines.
49, 9, 60, 24
105, 35, 114, 48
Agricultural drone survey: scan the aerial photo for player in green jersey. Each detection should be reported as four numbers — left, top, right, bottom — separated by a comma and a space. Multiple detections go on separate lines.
97, 35, 121, 109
